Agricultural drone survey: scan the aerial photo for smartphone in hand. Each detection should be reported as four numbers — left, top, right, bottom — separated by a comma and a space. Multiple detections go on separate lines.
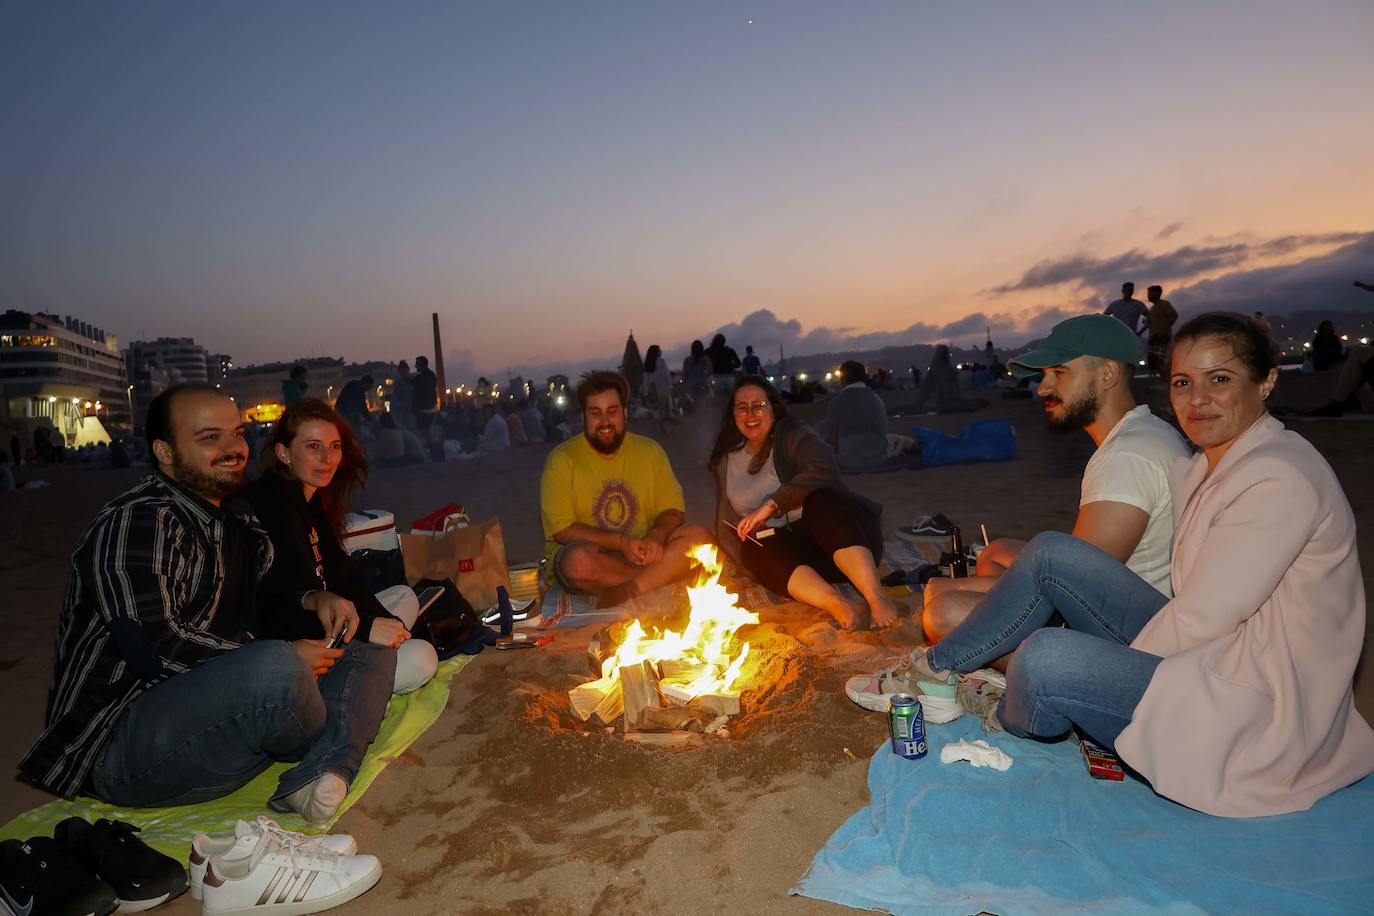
327, 623, 350, 649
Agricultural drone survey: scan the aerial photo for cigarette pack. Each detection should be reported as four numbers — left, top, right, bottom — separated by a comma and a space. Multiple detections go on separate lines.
1078, 735, 1125, 781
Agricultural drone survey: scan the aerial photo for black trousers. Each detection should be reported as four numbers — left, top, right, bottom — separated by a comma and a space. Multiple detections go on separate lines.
740, 487, 883, 596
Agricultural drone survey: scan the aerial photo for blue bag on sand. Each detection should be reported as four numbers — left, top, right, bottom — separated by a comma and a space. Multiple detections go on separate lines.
915, 418, 1016, 467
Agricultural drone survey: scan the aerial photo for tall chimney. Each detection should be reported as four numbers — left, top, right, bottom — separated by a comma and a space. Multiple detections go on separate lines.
431, 312, 447, 398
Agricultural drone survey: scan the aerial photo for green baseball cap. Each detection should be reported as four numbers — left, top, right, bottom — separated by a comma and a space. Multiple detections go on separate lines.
1008, 314, 1145, 377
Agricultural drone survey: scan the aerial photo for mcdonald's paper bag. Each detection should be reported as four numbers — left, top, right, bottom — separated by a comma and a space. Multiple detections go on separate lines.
401, 517, 510, 611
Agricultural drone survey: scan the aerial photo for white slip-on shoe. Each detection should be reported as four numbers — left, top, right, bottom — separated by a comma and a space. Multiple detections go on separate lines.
201, 834, 380, 915
189, 818, 356, 900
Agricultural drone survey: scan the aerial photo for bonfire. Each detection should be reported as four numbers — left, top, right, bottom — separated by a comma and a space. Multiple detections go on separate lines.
568, 544, 758, 740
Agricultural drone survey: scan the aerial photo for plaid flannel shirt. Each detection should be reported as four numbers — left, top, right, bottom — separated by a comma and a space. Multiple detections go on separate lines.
18, 473, 271, 798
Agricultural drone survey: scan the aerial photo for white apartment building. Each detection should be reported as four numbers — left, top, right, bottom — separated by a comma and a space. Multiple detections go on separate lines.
0, 310, 129, 444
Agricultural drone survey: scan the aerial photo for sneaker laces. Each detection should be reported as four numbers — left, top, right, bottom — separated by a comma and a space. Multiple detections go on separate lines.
254, 818, 336, 858
268, 834, 343, 871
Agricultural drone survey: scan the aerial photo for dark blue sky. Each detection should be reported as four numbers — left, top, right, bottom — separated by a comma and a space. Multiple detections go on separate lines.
4, 1, 1372, 379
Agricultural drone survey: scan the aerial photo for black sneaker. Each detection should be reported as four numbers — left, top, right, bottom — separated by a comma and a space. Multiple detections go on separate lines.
896, 513, 955, 540
54, 817, 188, 913
1, 835, 118, 916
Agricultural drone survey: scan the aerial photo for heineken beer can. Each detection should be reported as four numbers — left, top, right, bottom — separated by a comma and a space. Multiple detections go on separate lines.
889, 693, 928, 759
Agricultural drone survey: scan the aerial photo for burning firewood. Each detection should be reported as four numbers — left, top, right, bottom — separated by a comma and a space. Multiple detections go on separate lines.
566, 545, 757, 738
620, 661, 662, 730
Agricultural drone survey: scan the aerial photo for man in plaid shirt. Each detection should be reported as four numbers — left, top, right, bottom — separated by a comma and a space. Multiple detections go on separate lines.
19, 384, 395, 824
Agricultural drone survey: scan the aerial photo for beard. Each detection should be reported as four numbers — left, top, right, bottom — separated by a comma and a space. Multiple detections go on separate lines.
585, 423, 626, 455
1043, 389, 1099, 434
171, 449, 248, 501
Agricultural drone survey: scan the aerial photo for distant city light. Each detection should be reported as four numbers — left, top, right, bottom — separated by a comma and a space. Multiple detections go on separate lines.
798, 372, 808, 380
555, 395, 566, 407
824, 372, 833, 381
1362, 337, 1370, 345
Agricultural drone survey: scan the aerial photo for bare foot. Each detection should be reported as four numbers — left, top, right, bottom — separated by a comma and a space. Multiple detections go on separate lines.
869, 594, 902, 629
826, 598, 869, 631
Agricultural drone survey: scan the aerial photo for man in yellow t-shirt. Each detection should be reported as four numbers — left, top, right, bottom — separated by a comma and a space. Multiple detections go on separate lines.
541, 371, 712, 607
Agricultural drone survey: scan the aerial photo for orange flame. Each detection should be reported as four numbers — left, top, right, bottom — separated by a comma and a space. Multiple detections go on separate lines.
594, 543, 757, 699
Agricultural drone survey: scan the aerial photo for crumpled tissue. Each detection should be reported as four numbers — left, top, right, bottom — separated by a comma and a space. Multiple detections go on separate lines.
939, 738, 1013, 771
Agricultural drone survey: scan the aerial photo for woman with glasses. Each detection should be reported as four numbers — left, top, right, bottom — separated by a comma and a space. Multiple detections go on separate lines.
708, 376, 899, 630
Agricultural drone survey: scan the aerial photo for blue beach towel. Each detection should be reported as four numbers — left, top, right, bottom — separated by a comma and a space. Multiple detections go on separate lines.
794, 719, 1374, 915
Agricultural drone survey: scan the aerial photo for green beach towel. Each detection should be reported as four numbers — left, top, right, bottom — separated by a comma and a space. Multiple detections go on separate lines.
0, 655, 473, 860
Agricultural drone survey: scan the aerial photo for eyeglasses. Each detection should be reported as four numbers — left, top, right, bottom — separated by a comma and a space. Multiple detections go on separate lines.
733, 400, 770, 416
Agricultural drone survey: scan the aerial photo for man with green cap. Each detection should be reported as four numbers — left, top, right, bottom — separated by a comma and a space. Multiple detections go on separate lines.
920, 314, 1188, 646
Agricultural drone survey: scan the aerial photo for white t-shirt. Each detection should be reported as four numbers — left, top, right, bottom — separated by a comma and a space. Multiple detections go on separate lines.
725, 449, 801, 525
1081, 405, 1189, 596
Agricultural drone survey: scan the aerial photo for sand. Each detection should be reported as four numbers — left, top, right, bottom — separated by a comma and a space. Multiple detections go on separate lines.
1, 371, 1370, 915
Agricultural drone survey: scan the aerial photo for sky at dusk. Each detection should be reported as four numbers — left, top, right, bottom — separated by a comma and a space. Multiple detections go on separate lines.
4, 1, 1373, 381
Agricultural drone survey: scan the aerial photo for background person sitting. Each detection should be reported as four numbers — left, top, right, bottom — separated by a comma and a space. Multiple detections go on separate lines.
711, 376, 898, 630
815, 360, 913, 473
245, 398, 438, 695
1310, 319, 1345, 371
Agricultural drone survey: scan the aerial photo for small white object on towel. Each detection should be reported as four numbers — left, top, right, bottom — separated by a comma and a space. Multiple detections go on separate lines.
939, 739, 1014, 771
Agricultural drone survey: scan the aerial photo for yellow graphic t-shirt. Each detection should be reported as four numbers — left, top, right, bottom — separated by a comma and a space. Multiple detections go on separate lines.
539, 432, 686, 577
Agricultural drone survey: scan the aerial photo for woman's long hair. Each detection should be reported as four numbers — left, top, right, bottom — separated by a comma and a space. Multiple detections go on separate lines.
262, 397, 368, 539
644, 344, 662, 373
707, 375, 788, 474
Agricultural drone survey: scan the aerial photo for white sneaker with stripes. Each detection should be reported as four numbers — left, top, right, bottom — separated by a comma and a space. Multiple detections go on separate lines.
189, 817, 357, 900
201, 832, 380, 915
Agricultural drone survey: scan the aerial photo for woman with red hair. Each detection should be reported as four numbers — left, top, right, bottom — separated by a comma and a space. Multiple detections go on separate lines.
247, 398, 437, 695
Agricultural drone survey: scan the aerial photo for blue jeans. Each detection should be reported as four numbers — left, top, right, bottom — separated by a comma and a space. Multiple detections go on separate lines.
926, 531, 1168, 748
90, 639, 396, 807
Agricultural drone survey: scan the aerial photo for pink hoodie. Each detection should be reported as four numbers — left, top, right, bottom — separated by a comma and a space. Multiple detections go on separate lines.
1117, 414, 1374, 816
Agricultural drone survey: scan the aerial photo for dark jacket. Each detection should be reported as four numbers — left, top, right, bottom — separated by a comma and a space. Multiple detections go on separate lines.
412, 368, 438, 412
241, 472, 400, 642
710, 417, 881, 568
706, 343, 741, 375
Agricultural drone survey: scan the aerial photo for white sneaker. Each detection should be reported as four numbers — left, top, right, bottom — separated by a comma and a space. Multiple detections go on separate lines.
844, 649, 963, 723
189, 817, 357, 900
273, 774, 349, 827
201, 833, 380, 915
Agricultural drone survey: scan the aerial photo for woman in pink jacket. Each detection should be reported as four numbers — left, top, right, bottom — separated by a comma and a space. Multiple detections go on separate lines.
907, 312, 1374, 817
